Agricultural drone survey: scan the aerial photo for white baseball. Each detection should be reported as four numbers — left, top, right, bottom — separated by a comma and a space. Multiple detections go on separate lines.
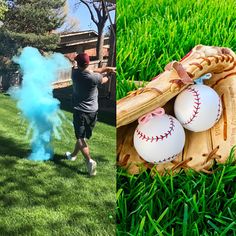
133, 114, 185, 164
174, 84, 222, 132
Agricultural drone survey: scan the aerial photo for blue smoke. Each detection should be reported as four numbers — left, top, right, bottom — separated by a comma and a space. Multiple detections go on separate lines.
10, 47, 71, 161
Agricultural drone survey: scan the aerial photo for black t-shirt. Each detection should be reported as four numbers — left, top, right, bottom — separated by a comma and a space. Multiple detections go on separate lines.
72, 68, 102, 113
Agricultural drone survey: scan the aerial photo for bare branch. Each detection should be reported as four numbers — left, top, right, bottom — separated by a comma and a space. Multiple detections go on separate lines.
80, 0, 98, 25
93, 0, 116, 3
101, 0, 106, 20
93, 2, 101, 20
102, 0, 115, 38
101, 14, 108, 26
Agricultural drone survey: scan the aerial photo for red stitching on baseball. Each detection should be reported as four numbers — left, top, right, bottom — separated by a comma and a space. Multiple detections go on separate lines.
215, 98, 221, 122
136, 116, 175, 142
183, 87, 201, 125
153, 154, 178, 163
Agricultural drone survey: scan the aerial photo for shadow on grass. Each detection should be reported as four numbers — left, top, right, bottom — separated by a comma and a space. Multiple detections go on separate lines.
0, 225, 34, 236
0, 161, 88, 235
97, 110, 116, 126
2, 92, 10, 96
52, 153, 108, 176
0, 134, 106, 177
94, 155, 110, 163
0, 135, 30, 158
52, 154, 88, 176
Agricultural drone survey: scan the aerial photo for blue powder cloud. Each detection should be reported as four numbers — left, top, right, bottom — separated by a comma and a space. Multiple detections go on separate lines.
10, 47, 71, 161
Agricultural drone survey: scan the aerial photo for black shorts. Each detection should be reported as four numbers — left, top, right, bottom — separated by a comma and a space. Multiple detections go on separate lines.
73, 110, 97, 139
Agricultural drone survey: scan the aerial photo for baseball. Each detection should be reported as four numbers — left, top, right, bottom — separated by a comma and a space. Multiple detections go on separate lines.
174, 84, 222, 132
133, 114, 185, 164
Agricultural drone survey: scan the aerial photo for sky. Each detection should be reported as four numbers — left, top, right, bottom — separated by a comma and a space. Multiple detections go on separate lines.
60, 0, 115, 33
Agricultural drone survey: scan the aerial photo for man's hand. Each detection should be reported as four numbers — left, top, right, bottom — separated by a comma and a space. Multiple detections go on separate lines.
106, 67, 116, 74
93, 67, 116, 74
101, 76, 109, 84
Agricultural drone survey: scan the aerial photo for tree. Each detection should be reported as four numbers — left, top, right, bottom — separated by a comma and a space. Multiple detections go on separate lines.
79, 0, 115, 65
0, 0, 66, 57
108, 23, 115, 67
0, 0, 7, 20
0, 0, 66, 90
59, 1, 80, 33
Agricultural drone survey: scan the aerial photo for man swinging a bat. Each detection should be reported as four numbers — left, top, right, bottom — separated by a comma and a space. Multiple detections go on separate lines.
65, 53, 115, 176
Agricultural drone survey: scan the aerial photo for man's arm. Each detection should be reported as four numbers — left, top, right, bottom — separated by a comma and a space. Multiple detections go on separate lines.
93, 67, 116, 74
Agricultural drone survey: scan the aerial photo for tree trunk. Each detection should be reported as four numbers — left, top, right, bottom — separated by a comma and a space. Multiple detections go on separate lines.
97, 27, 104, 68
106, 24, 116, 101
108, 23, 116, 67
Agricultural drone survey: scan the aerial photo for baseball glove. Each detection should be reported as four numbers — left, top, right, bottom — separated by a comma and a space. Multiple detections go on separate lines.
117, 45, 236, 175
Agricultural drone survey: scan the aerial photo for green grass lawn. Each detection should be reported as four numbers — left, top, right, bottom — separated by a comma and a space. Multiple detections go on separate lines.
117, 0, 236, 99
117, 162, 236, 235
0, 93, 116, 235
117, 0, 236, 235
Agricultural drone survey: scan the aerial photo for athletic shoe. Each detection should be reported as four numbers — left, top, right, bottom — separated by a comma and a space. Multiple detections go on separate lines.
87, 159, 97, 176
65, 151, 77, 161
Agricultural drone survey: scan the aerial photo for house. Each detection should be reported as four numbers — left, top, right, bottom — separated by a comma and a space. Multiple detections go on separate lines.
53, 30, 115, 113
56, 30, 110, 63
54, 30, 110, 83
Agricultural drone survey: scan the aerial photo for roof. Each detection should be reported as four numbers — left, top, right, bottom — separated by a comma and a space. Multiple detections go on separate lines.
59, 36, 109, 47
59, 30, 98, 38
58, 30, 110, 48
